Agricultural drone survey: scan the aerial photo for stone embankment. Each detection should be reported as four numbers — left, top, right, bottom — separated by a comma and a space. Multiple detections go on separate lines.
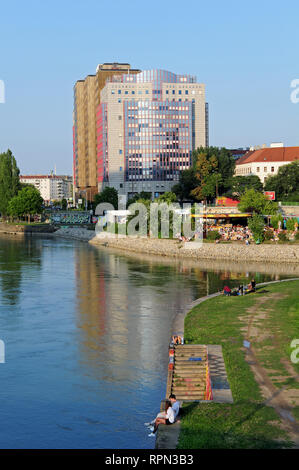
90, 234, 299, 264
50, 227, 299, 264
0, 222, 56, 235
52, 226, 95, 241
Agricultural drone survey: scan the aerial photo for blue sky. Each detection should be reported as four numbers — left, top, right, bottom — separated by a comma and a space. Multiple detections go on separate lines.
0, 0, 298, 175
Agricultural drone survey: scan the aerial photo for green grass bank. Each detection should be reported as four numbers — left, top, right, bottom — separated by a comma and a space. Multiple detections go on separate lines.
178, 280, 299, 449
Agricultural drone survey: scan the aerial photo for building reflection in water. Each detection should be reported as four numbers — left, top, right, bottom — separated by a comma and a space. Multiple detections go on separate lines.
73, 246, 290, 391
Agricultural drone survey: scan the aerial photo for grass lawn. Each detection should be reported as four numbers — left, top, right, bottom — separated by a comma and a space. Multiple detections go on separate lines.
178, 280, 299, 449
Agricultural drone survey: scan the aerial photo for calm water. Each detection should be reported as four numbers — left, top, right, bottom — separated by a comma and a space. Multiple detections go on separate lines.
0, 236, 290, 448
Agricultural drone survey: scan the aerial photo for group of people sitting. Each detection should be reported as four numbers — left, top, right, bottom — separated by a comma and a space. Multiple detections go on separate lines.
145, 394, 180, 437
208, 224, 253, 242
223, 279, 256, 296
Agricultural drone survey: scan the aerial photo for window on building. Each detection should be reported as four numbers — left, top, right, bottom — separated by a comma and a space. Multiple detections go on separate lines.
264, 167, 267, 172
256, 167, 260, 172
166, 90, 169, 94
172, 90, 175, 95
271, 166, 274, 172
125, 91, 128, 94
179, 90, 182, 95
118, 115, 122, 120
118, 90, 121, 94
185, 90, 189, 94
119, 150, 123, 154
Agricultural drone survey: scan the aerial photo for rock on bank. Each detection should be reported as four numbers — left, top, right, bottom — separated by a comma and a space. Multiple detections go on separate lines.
89, 234, 299, 264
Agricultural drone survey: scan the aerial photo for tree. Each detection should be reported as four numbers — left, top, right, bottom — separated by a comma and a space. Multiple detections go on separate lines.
248, 213, 265, 243
238, 189, 278, 215
172, 167, 197, 201
174, 147, 235, 202
94, 187, 118, 210
156, 191, 177, 203
264, 161, 299, 201
227, 175, 263, 198
61, 198, 67, 210
8, 186, 43, 220
0, 149, 21, 216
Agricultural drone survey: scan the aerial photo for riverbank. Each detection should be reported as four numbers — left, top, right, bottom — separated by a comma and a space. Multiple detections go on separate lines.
49, 226, 299, 263
177, 280, 299, 449
0, 222, 56, 235
89, 233, 299, 264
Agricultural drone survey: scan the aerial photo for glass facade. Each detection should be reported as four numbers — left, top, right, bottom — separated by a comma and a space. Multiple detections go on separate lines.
124, 100, 192, 181
97, 69, 203, 189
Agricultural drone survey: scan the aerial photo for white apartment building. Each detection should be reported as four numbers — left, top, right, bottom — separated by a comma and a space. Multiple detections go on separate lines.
235, 146, 299, 183
20, 175, 73, 203
97, 69, 207, 198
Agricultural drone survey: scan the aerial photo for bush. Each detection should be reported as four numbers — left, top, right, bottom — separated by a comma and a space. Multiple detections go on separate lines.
206, 231, 221, 241
248, 213, 265, 242
264, 229, 273, 241
286, 218, 297, 232
271, 214, 283, 229
278, 232, 288, 242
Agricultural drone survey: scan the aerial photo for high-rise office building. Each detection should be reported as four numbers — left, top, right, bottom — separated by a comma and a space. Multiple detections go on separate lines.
97, 69, 207, 198
73, 63, 141, 200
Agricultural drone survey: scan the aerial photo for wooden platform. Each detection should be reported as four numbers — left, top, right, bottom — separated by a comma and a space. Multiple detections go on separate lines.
166, 344, 209, 401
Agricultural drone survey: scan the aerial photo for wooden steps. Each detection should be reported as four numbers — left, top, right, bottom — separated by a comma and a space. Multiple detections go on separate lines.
166, 344, 209, 402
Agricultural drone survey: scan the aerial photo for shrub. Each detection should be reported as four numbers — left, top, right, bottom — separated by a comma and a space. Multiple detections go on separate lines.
248, 213, 265, 242
264, 229, 273, 241
278, 232, 288, 242
286, 218, 297, 232
271, 214, 283, 229
206, 231, 221, 241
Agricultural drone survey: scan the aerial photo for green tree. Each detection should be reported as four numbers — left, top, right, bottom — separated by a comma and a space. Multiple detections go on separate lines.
227, 175, 263, 198
271, 213, 283, 229
172, 167, 197, 201
248, 213, 265, 243
61, 198, 67, 210
175, 147, 235, 202
8, 186, 43, 220
0, 149, 21, 216
286, 218, 297, 232
238, 189, 278, 215
94, 187, 118, 210
264, 161, 299, 201
156, 191, 177, 203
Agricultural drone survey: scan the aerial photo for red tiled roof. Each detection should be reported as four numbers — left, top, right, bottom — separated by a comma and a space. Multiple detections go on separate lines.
235, 150, 255, 165
236, 147, 299, 165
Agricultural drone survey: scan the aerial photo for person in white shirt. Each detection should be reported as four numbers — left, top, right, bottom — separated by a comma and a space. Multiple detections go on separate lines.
169, 394, 180, 420
149, 400, 174, 436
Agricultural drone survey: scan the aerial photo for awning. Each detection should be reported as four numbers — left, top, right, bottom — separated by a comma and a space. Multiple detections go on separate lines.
191, 213, 252, 219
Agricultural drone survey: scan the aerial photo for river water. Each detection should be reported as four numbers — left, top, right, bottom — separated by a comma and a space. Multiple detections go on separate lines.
0, 236, 293, 449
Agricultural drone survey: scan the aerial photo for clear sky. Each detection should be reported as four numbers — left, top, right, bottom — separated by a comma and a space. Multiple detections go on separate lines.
0, 0, 298, 175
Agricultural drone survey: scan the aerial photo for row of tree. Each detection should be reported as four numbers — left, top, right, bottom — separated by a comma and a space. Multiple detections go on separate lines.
0, 150, 43, 220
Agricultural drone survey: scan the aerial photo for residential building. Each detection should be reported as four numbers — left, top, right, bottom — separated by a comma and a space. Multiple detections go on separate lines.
235, 145, 299, 183
97, 69, 207, 198
73, 63, 141, 200
20, 175, 73, 203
